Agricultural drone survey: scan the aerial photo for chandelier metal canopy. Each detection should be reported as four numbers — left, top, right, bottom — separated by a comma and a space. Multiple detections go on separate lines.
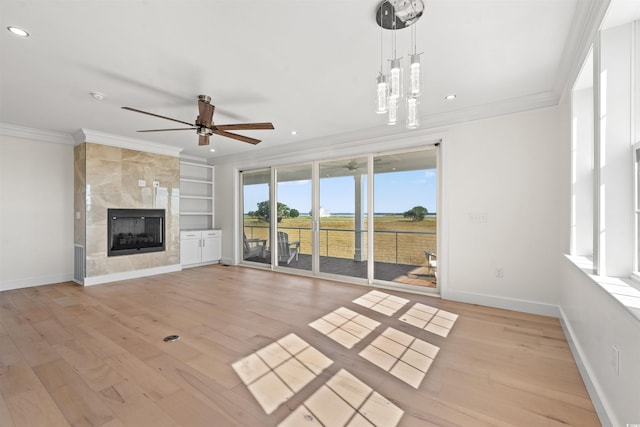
375, 0, 425, 129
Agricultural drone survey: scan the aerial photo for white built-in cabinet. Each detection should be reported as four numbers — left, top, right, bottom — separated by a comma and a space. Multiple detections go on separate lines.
180, 161, 214, 230
180, 230, 221, 267
180, 161, 220, 267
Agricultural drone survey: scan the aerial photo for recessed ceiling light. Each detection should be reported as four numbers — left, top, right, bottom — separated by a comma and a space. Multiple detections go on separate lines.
210, 148, 215, 152
7, 26, 29, 37
291, 130, 297, 135
445, 94, 456, 100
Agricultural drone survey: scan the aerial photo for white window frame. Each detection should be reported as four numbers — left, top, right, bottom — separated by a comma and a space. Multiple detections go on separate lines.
633, 142, 640, 281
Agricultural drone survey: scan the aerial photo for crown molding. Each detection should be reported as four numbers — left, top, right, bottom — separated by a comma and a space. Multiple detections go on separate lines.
556, 0, 611, 103
0, 123, 75, 145
212, 90, 558, 169
74, 129, 184, 157
213, 120, 444, 169
421, 91, 559, 129
180, 153, 212, 164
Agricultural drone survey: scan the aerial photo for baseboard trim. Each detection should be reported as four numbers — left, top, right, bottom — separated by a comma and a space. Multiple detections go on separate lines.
443, 289, 560, 317
0, 273, 74, 292
559, 307, 616, 427
82, 264, 182, 286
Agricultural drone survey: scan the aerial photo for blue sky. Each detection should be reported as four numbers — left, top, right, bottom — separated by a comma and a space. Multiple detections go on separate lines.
244, 169, 437, 214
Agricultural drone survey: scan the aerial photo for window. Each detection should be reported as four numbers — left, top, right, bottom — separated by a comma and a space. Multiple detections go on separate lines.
571, 18, 639, 284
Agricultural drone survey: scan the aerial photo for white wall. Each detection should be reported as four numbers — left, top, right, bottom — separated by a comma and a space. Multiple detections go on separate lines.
214, 161, 238, 266
560, 258, 640, 426
0, 135, 74, 290
441, 106, 569, 316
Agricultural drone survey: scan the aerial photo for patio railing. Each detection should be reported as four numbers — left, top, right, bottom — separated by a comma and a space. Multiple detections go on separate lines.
244, 225, 436, 266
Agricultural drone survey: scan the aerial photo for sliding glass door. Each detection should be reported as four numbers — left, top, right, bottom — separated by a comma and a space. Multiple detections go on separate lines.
373, 150, 437, 288
318, 158, 369, 280
241, 169, 271, 265
240, 147, 438, 291
275, 164, 312, 272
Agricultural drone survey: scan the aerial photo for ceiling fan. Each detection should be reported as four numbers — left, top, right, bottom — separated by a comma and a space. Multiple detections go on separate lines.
343, 158, 386, 171
122, 95, 274, 146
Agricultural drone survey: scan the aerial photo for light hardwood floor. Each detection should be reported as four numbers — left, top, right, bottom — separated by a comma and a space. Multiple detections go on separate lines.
0, 265, 600, 426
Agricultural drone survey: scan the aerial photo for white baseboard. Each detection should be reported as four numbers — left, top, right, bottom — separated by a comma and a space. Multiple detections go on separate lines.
82, 264, 182, 286
443, 289, 560, 317
559, 307, 616, 427
0, 273, 74, 292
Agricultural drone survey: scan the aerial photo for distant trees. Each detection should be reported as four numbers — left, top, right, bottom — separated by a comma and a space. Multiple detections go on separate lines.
403, 206, 428, 221
248, 200, 296, 222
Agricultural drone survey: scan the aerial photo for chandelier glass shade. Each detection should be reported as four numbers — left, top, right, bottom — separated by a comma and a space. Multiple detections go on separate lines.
376, 74, 388, 114
375, 0, 424, 129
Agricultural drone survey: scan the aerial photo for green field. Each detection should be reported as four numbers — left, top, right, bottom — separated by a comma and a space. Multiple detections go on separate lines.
243, 215, 436, 266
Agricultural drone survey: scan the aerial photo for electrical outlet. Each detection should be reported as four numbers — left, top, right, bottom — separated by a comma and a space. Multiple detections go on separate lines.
138, 179, 146, 187
495, 268, 504, 278
611, 345, 620, 376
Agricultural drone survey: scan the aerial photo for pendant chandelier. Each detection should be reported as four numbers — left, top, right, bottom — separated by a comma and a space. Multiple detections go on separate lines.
375, 0, 424, 129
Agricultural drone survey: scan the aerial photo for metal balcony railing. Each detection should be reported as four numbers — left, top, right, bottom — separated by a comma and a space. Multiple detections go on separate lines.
243, 224, 436, 266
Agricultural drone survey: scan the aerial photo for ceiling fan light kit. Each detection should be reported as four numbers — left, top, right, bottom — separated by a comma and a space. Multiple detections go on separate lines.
375, 0, 424, 130
122, 94, 274, 147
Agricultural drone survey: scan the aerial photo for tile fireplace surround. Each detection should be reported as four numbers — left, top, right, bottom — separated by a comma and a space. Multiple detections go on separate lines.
74, 142, 180, 283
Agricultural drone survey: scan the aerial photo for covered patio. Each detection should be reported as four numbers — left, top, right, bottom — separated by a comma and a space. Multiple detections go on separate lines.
243, 254, 437, 288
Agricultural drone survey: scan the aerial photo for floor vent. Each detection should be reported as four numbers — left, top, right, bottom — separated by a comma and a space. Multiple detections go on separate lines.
74, 245, 85, 282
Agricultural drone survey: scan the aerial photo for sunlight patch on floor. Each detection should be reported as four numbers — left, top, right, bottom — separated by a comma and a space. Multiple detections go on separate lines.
278, 368, 403, 427
399, 303, 459, 337
359, 327, 439, 389
352, 290, 410, 316
232, 333, 333, 414
309, 307, 381, 349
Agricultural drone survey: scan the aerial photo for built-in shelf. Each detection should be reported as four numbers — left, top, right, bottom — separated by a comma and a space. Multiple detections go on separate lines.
180, 161, 214, 230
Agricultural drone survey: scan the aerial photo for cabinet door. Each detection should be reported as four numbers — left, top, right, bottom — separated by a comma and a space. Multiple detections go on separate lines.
201, 232, 221, 263
181, 232, 202, 265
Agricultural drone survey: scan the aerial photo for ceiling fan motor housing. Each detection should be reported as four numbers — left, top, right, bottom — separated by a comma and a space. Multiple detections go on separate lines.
198, 126, 214, 136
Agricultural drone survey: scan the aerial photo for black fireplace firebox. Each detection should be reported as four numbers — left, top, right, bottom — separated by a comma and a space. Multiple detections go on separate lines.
107, 208, 165, 256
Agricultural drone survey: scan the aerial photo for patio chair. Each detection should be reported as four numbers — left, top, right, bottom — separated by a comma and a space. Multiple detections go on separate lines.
425, 251, 437, 278
243, 233, 266, 259
277, 231, 300, 264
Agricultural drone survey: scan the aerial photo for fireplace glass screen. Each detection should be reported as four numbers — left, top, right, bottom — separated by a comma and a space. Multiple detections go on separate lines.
108, 209, 165, 256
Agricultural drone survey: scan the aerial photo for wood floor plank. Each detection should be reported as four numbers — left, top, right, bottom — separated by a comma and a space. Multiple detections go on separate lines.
99, 380, 179, 427
0, 265, 600, 426
5, 388, 70, 427
33, 358, 115, 427
104, 352, 181, 401
0, 390, 15, 427
157, 389, 236, 427
53, 339, 124, 392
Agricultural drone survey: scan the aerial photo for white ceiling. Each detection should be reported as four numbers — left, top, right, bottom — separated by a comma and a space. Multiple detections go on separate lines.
0, 0, 614, 162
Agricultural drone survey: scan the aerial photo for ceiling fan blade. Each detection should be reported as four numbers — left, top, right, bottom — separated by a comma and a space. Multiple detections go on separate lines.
212, 130, 261, 145
198, 135, 210, 146
121, 106, 194, 127
198, 100, 215, 127
214, 122, 274, 131
137, 128, 195, 132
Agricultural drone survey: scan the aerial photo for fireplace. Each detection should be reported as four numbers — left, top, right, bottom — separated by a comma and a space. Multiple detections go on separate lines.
107, 208, 165, 256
